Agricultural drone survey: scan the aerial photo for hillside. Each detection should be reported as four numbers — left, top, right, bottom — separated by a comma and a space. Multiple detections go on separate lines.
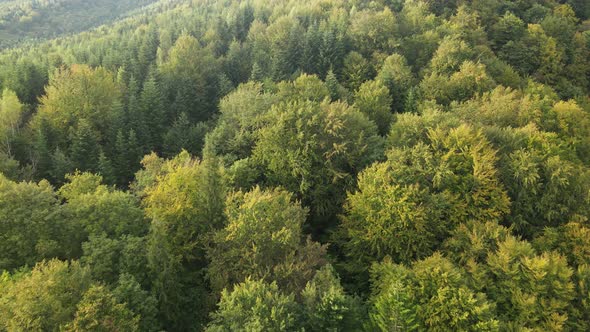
0, 0, 589, 330
0, 0, 160, 49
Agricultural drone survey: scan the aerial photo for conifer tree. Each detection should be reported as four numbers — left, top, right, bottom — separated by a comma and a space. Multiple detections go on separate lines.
69, 119, 99, 172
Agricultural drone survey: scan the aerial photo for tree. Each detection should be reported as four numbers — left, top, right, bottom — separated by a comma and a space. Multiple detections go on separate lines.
203, 82, 278, 164
340, 145, 450, 270
541, 5, 578, 47
375, 53, 415, 113
276, 73, 330, 103
370, 254, 499, 331
349, 8, 398, 57
490, 12, 526, 50
65, 285, 139, 332
300, 265, 363, 331
485, 123, 590, 237
59, 172, 148, 239
69, 119, 99, 172
162, 112, 208, 157
500, 24, 563, 85
139, 70, 166, 151
0, 174, 79, 270
485, 237, 574, 330
369, 262, 419, 331
113, 273, 160, 332
206, 278, 299, 332
207, 187, 326, 294
224, 40, 252, 86
325, 69, 348, 102
553, 100, 590, 163
420, 61, 495, 105
354, 80, 393, 135
253, 99, 382, 223
0, 89, 24, 157
266, 16, 302, 81
161, 33, 219, 122
33, 65, 122, 150
534, 222, 590, 267
0, 153, 19, 180
50, 147, 74, 185
0, 260, 92, 331
80, 235, 122, 284
428, 36, 473, 75
143, 151, 225, 329
341, 125, 510, 270
97, 150, 115, 185
342, 51, 373, 92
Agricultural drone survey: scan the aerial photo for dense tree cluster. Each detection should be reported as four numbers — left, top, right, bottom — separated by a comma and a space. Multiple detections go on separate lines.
0, 0, 589, 330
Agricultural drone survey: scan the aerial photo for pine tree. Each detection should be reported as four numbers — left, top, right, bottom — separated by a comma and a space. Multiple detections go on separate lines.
325, 69, 341, 101
140, 69, 165, 151
301, 24, 320, 75
137, 25, 159, 82
404, 87, 419, 113
98, 150, 115, 185
114, 129, 130, 187
127, 129, 143, 171
50, 148, 73, 185
250, 62, 264, 82
217, 73, 234, 98
127, 78, 148, 153
33, 120, 52, 180
69, 120, 99, 172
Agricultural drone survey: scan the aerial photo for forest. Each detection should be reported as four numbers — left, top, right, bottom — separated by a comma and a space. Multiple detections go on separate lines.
0, 0, 589, 330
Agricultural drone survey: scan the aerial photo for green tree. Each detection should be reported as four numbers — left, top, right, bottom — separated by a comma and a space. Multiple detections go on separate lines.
342, 51, 373, 92
300, 264, 363, 331
97, 150, 115, 185
161, 33, 219, 122
375, 53, 415, 113
65, 285, 139, 332
370, 254, 499, 331
325, 69, 348, 102
428, 36, 473, 75
420, 61, 495, 105
0, 89, 24, 157
341, 125, 509, 272
485, 237, 574, 330
206, 278, 299, 332
204, 82, 278, 164
162, 112, 208, 157
490, 12, 526, 50
69, 119, 99, 172
349, 8, 398, 57
253, 99, 382, 222
0, 260, 92, 331
139, 70, 166, 150
33, 65, 122, 150
354, 80, 393, 135
0, 153, 19, 180
0, 175, 79, 270
207, 187, 326, 294
143, 151, 225, 329
113, 273, 160, 332
59, 172, 147, 239
266, 16, 302, 81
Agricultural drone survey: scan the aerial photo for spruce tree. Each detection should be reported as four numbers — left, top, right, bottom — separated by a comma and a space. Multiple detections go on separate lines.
69, 120, 99, 172
97, 150, 115, 185
140, 69, 165, 151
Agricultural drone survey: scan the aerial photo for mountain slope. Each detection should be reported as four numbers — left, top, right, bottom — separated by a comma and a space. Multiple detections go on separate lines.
0, 0, 159, 49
